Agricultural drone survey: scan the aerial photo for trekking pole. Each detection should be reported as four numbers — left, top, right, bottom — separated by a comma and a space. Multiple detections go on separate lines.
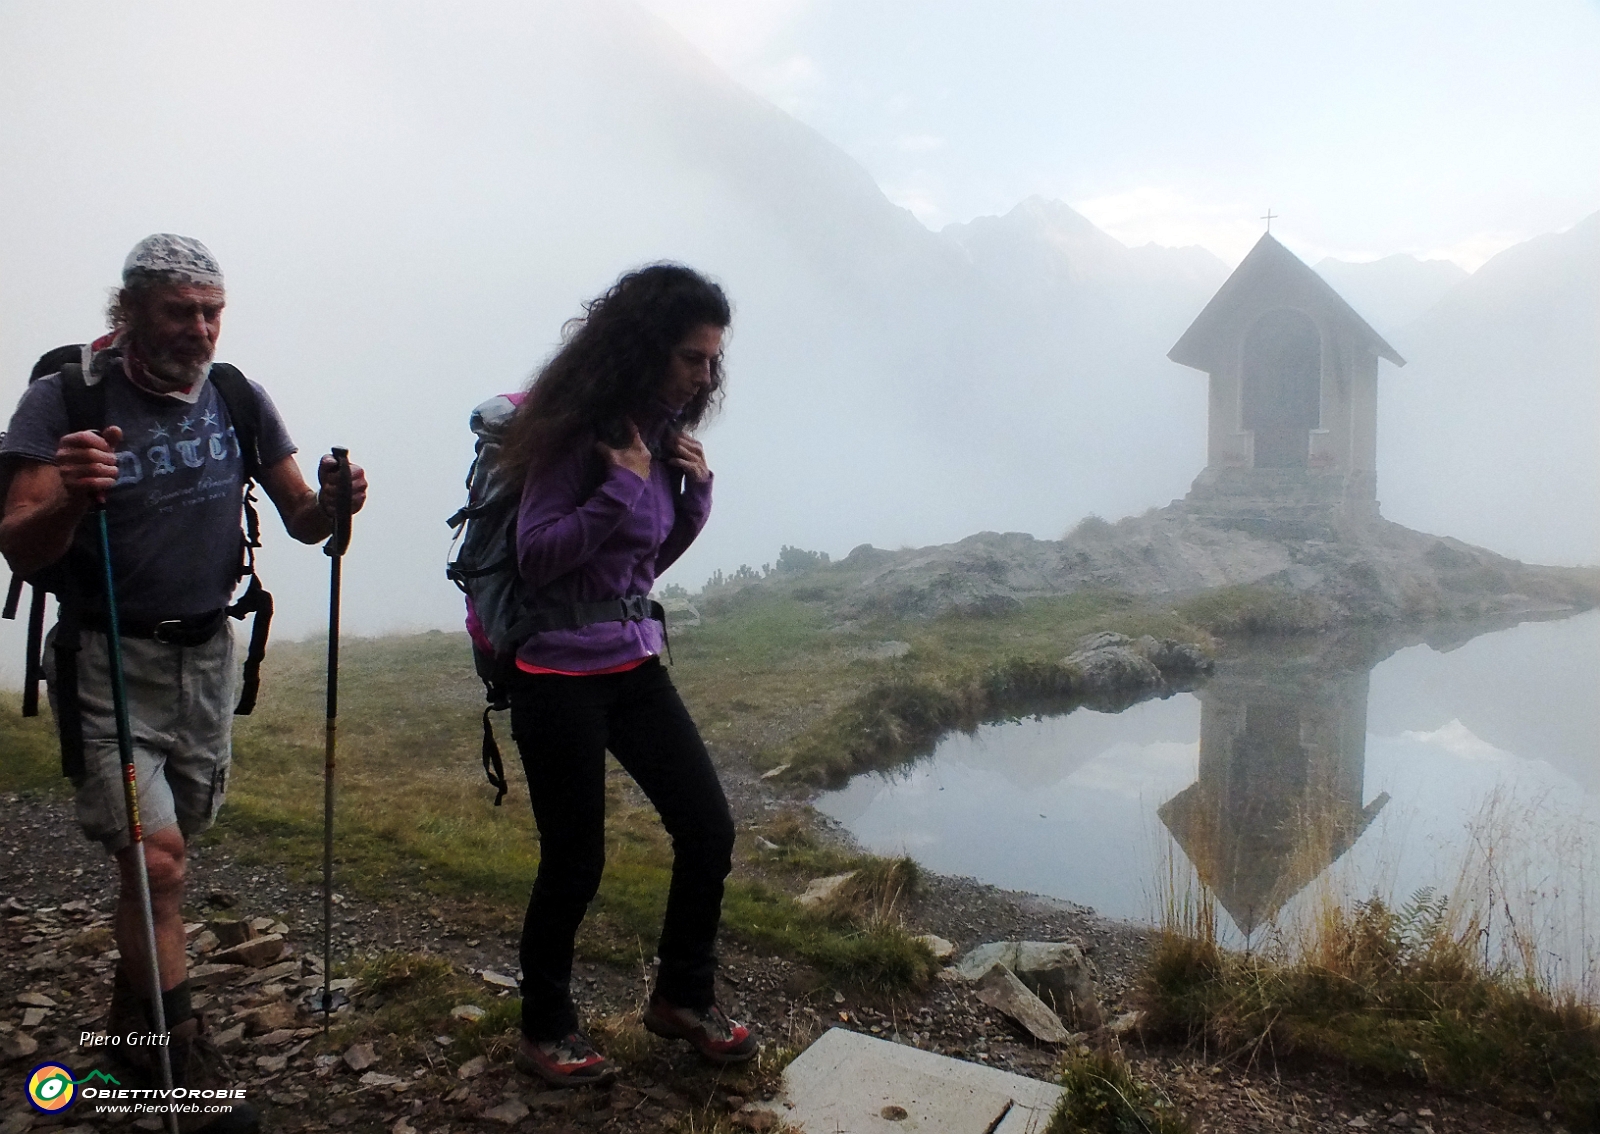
93, 501, 180, 1134
320, 449, 353, 1032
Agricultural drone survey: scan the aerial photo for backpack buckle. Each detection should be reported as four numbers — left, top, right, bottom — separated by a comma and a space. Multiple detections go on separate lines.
618, 594, 650, 621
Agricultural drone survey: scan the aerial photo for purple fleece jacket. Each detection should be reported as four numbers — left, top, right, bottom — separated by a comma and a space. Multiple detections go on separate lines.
513, 417, 712, 673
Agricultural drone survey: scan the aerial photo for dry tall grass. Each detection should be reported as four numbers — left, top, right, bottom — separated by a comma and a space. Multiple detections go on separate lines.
1142, 785, 1600, 1127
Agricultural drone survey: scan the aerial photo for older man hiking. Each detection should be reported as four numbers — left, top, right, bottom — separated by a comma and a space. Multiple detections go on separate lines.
0, 235, 368, 1132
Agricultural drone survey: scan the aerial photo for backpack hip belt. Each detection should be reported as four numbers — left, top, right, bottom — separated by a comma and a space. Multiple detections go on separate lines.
511, 593, 666, 639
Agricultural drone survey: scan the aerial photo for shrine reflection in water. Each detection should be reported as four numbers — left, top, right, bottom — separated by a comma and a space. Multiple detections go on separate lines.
817, 611, 1600, 954
1159, 637, 1387, 936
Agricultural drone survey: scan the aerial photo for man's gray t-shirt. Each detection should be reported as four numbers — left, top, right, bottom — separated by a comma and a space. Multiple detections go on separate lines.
0, 350, 296, 619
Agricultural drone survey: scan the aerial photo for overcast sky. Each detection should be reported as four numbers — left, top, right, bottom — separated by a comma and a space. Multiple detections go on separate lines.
0, 1, 1594, 669
639, 0, 1600, 268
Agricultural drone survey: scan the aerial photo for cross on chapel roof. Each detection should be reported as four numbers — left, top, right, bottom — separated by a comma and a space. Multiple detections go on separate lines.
1167, 233, 1405, 373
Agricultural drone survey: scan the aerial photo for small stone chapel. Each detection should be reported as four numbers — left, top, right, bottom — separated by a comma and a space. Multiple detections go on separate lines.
1168, 233, 1405, 533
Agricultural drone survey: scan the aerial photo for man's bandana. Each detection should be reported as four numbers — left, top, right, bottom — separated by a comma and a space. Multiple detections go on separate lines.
122, 233, 224, 290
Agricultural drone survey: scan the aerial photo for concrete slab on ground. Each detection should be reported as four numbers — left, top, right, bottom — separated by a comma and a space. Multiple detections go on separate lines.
769, 1027, 1063, 1133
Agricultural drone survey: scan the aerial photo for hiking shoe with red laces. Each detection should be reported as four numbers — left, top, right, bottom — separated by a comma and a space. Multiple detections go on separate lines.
642, 996, 758, 1064
514, 1032, 616, 1088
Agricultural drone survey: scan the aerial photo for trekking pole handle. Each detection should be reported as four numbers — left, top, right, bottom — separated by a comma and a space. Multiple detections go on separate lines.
325, 447, 353, 558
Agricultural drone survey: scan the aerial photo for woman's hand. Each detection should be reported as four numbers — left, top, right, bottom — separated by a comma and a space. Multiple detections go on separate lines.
668, 433, 711, 483
596, 423, 652, 479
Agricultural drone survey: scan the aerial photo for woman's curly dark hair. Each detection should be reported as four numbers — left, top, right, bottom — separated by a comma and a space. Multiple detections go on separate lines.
497, 264, 731, 486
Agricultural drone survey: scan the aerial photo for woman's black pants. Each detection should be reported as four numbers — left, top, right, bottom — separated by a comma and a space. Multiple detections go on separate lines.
509, 658, 735, 1042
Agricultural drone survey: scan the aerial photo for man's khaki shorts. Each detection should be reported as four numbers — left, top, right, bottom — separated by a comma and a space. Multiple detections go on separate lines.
45, 624, 239, 853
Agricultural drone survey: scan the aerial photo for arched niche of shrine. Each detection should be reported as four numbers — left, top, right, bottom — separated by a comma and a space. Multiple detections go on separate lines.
1240, 307, 1321, 468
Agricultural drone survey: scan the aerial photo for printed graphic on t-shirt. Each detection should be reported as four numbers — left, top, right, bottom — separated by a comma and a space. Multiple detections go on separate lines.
115, 406, 247, 515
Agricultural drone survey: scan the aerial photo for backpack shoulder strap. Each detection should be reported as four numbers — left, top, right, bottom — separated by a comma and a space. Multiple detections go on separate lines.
208, 364, 261, 479
42, 358, 101, 776
57, 360, 107, 438
207, 364, 272, 716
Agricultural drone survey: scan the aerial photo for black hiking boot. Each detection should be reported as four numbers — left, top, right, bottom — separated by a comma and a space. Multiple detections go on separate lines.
105, 966, 157, 1077
169, 1016, 261, 1134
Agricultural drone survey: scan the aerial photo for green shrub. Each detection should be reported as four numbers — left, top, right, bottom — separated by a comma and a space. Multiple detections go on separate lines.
1049, 1048, 1190, 1134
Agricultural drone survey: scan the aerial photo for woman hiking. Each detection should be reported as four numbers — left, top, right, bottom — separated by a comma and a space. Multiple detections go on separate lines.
494, 264, 752, 1087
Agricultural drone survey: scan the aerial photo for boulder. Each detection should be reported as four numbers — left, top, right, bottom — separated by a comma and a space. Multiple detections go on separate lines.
1107, 1010, 1146, 1037
189, 963, 246, 988
213, 1023, 246, 1053
1134, 636, 1213, 676
210, 933, 285, 969
797, 872, 857, 910
659, 596, 701, 628
1061, 641, 1162, 706
209, 919, 255, 948
955, 941, 1103, 1029
1, 1031, 39, 1059
240, 960, 301, 987
972, 964, 1070, 1045
241, 1001, 299, 1035
914, 935, 955, 963
1013, 942, 1103, 1028
342, 1043, 378, 1072
482, 1100, 528, 1125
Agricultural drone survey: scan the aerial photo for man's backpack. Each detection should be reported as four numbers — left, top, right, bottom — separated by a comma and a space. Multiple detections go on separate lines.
0, 343, 275, 779
445, 394, 669, 806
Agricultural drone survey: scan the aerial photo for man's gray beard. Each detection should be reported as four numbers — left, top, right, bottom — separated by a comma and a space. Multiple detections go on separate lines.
141, 350, 211, 392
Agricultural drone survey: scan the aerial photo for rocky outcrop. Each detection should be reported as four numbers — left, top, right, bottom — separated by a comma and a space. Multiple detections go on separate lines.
830, 506, 1599, 629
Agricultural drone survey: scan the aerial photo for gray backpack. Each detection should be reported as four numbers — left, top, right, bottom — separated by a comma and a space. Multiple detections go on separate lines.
445, 394, 667, 805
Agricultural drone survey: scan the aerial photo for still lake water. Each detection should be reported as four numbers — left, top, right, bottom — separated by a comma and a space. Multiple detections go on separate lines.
819, 611, 1600, 980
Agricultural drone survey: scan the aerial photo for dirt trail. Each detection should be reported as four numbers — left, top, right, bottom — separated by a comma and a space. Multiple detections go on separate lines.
0, 782, 1552, 1134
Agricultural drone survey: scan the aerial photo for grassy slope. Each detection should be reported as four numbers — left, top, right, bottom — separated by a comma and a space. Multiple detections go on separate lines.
0, 569, 1210, 987
0, 692, 64, 793
214, 622, 938, 989
0, 572, 1233, 981
674, 574, 1210, 785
